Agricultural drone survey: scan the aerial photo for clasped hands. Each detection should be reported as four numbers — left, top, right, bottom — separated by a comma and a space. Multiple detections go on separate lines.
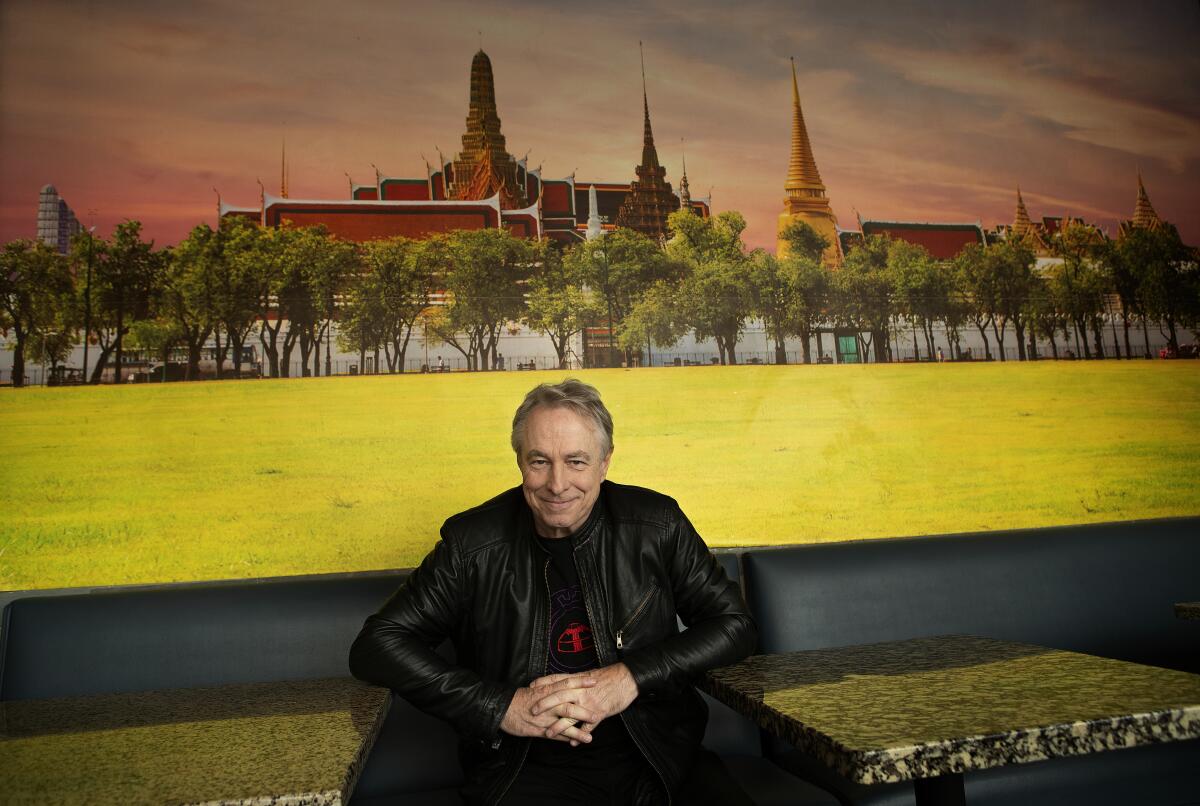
500, 662, 638, 746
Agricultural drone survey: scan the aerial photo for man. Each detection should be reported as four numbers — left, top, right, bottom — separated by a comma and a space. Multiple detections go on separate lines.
350, 379, 757, 805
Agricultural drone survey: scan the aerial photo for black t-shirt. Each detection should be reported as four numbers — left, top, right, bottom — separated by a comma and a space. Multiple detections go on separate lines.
527, 534, 638, 767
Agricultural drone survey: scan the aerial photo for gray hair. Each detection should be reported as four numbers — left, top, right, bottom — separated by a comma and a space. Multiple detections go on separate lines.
511, 379, 614, 458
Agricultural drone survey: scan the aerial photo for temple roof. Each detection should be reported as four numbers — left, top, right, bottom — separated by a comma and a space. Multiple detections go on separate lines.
1009, 189, 1050, 253
1132, 173, 1164, 231
859, 220, 985, 260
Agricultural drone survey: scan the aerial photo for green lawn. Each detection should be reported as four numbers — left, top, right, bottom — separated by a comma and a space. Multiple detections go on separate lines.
2, 363, 1198, 592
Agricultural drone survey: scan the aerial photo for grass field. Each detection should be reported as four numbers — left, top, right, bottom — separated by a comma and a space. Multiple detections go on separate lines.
2, 362, 1198, 592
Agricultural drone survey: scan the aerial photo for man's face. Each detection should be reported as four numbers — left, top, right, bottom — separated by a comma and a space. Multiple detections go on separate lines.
518, 405, 611, 539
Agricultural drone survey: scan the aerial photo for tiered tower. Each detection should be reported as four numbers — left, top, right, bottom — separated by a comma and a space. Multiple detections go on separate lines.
447, 50, 527, 209
1010, 188, 1050, 254
678, 141, 693, 213
776, 58, 840, 263
1131, 173, 1164, 231
615, 46, 677, 241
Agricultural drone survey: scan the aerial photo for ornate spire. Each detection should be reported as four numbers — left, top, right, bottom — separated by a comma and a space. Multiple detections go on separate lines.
777, 57, 840, 261
280, 137, 289, 199
1010, 187, 1050, 253
448, 50, 528, 208
785, 57, 825, 196
678, 139, 692, 212
1132, 173, 1164, 230
586, 185, 603, 241
639, 43, 660, 171
1012, 187, 1033, 235
615, 42, 677, 241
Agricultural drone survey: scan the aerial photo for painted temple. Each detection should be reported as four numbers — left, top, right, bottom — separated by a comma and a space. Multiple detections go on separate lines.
219, 50, 708, 244
777, 58, 842, 264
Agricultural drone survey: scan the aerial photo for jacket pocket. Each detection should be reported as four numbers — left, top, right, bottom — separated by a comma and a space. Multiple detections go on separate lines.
615, 580, 659, 650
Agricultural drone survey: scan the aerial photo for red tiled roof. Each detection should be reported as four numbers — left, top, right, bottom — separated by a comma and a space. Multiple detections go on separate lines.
860, 221, 984, 260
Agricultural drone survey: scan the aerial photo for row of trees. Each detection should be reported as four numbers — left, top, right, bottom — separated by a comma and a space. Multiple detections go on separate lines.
3, 210, 1197, 386
586, 210, 1198, 366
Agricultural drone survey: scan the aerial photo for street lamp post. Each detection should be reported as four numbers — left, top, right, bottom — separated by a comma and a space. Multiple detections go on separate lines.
82, 226, 96, 384
597, 248, 615, 368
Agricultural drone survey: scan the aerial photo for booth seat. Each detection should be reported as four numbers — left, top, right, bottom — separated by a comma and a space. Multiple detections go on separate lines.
4, 519, 1196, 805
742, 516, 1200, 806
0, 556, 829, 805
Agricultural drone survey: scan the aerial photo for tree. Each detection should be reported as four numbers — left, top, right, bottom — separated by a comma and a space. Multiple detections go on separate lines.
166, 225, 219, 380
362, 235, 436, 373
336, 266, 389, 374
771, 220, 834, 364
1, 240, 75, 386
889, 240, 947, 362
1051, 223, 1108, 359
784, 254, 833, 364
954, 243, 997, 361
227, 222, 316, 378
1027, 272, 1068, 359
669, 210, 754, 365
209, 217, 262, 378
572, 227, 673, 366
288, 227, 357, 377
127, 315, 184, 381
989, 240, 1039, 360
1130, 226, 1195, 355
834, 235, 894, 363
525, 241, 601, 368
618, 280, 686, 360
434, 229, 532, 371
79, 221, 161, 383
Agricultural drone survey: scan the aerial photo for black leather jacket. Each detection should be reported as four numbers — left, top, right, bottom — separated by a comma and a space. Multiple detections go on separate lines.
349, 480, 756, 805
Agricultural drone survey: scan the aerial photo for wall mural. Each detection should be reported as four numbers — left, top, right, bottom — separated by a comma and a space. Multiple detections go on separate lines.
0, 1, 1197, 591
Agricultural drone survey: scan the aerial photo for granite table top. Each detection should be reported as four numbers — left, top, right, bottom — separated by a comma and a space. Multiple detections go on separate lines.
703, 634, 1200, 786
0, 676, 390, 806
1175, 601, 1200, 620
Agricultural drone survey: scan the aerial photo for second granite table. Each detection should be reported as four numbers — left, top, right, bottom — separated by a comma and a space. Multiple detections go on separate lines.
704, 634, 1200, 806
0, 676, 390, 805
1175, 601, 1200, 620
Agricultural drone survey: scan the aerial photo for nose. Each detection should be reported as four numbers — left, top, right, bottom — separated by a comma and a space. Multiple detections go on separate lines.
547, 462, 569, 495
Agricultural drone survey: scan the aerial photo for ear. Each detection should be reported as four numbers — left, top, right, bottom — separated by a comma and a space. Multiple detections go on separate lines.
599, 449, 613, 478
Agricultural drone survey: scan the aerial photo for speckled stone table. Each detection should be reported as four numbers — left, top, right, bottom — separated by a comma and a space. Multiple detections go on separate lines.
1175, 601, 1200, 619
704, 634, 1200, 806
0, 676, 390, 806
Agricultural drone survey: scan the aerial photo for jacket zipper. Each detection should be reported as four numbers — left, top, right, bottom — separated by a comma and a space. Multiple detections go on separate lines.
574, 546, 671, 805
615, 580, 658, 650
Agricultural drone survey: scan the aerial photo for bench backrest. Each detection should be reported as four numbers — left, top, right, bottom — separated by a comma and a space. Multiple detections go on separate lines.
0, 572, 407, 700
742, 517, 1200, 673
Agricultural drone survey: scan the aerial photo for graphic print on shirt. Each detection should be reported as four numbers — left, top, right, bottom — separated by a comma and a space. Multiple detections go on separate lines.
547, 584, 597, 673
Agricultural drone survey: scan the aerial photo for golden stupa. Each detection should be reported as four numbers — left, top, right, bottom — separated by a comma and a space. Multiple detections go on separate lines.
777, 58, 841, 263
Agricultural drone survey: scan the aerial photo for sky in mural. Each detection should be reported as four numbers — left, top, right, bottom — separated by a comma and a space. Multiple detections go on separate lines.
1, 0, 1197, 250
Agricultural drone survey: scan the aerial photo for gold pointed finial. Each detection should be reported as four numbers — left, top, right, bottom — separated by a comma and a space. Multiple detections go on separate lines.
785, 57, 824, 192
639, 40, 647, 98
